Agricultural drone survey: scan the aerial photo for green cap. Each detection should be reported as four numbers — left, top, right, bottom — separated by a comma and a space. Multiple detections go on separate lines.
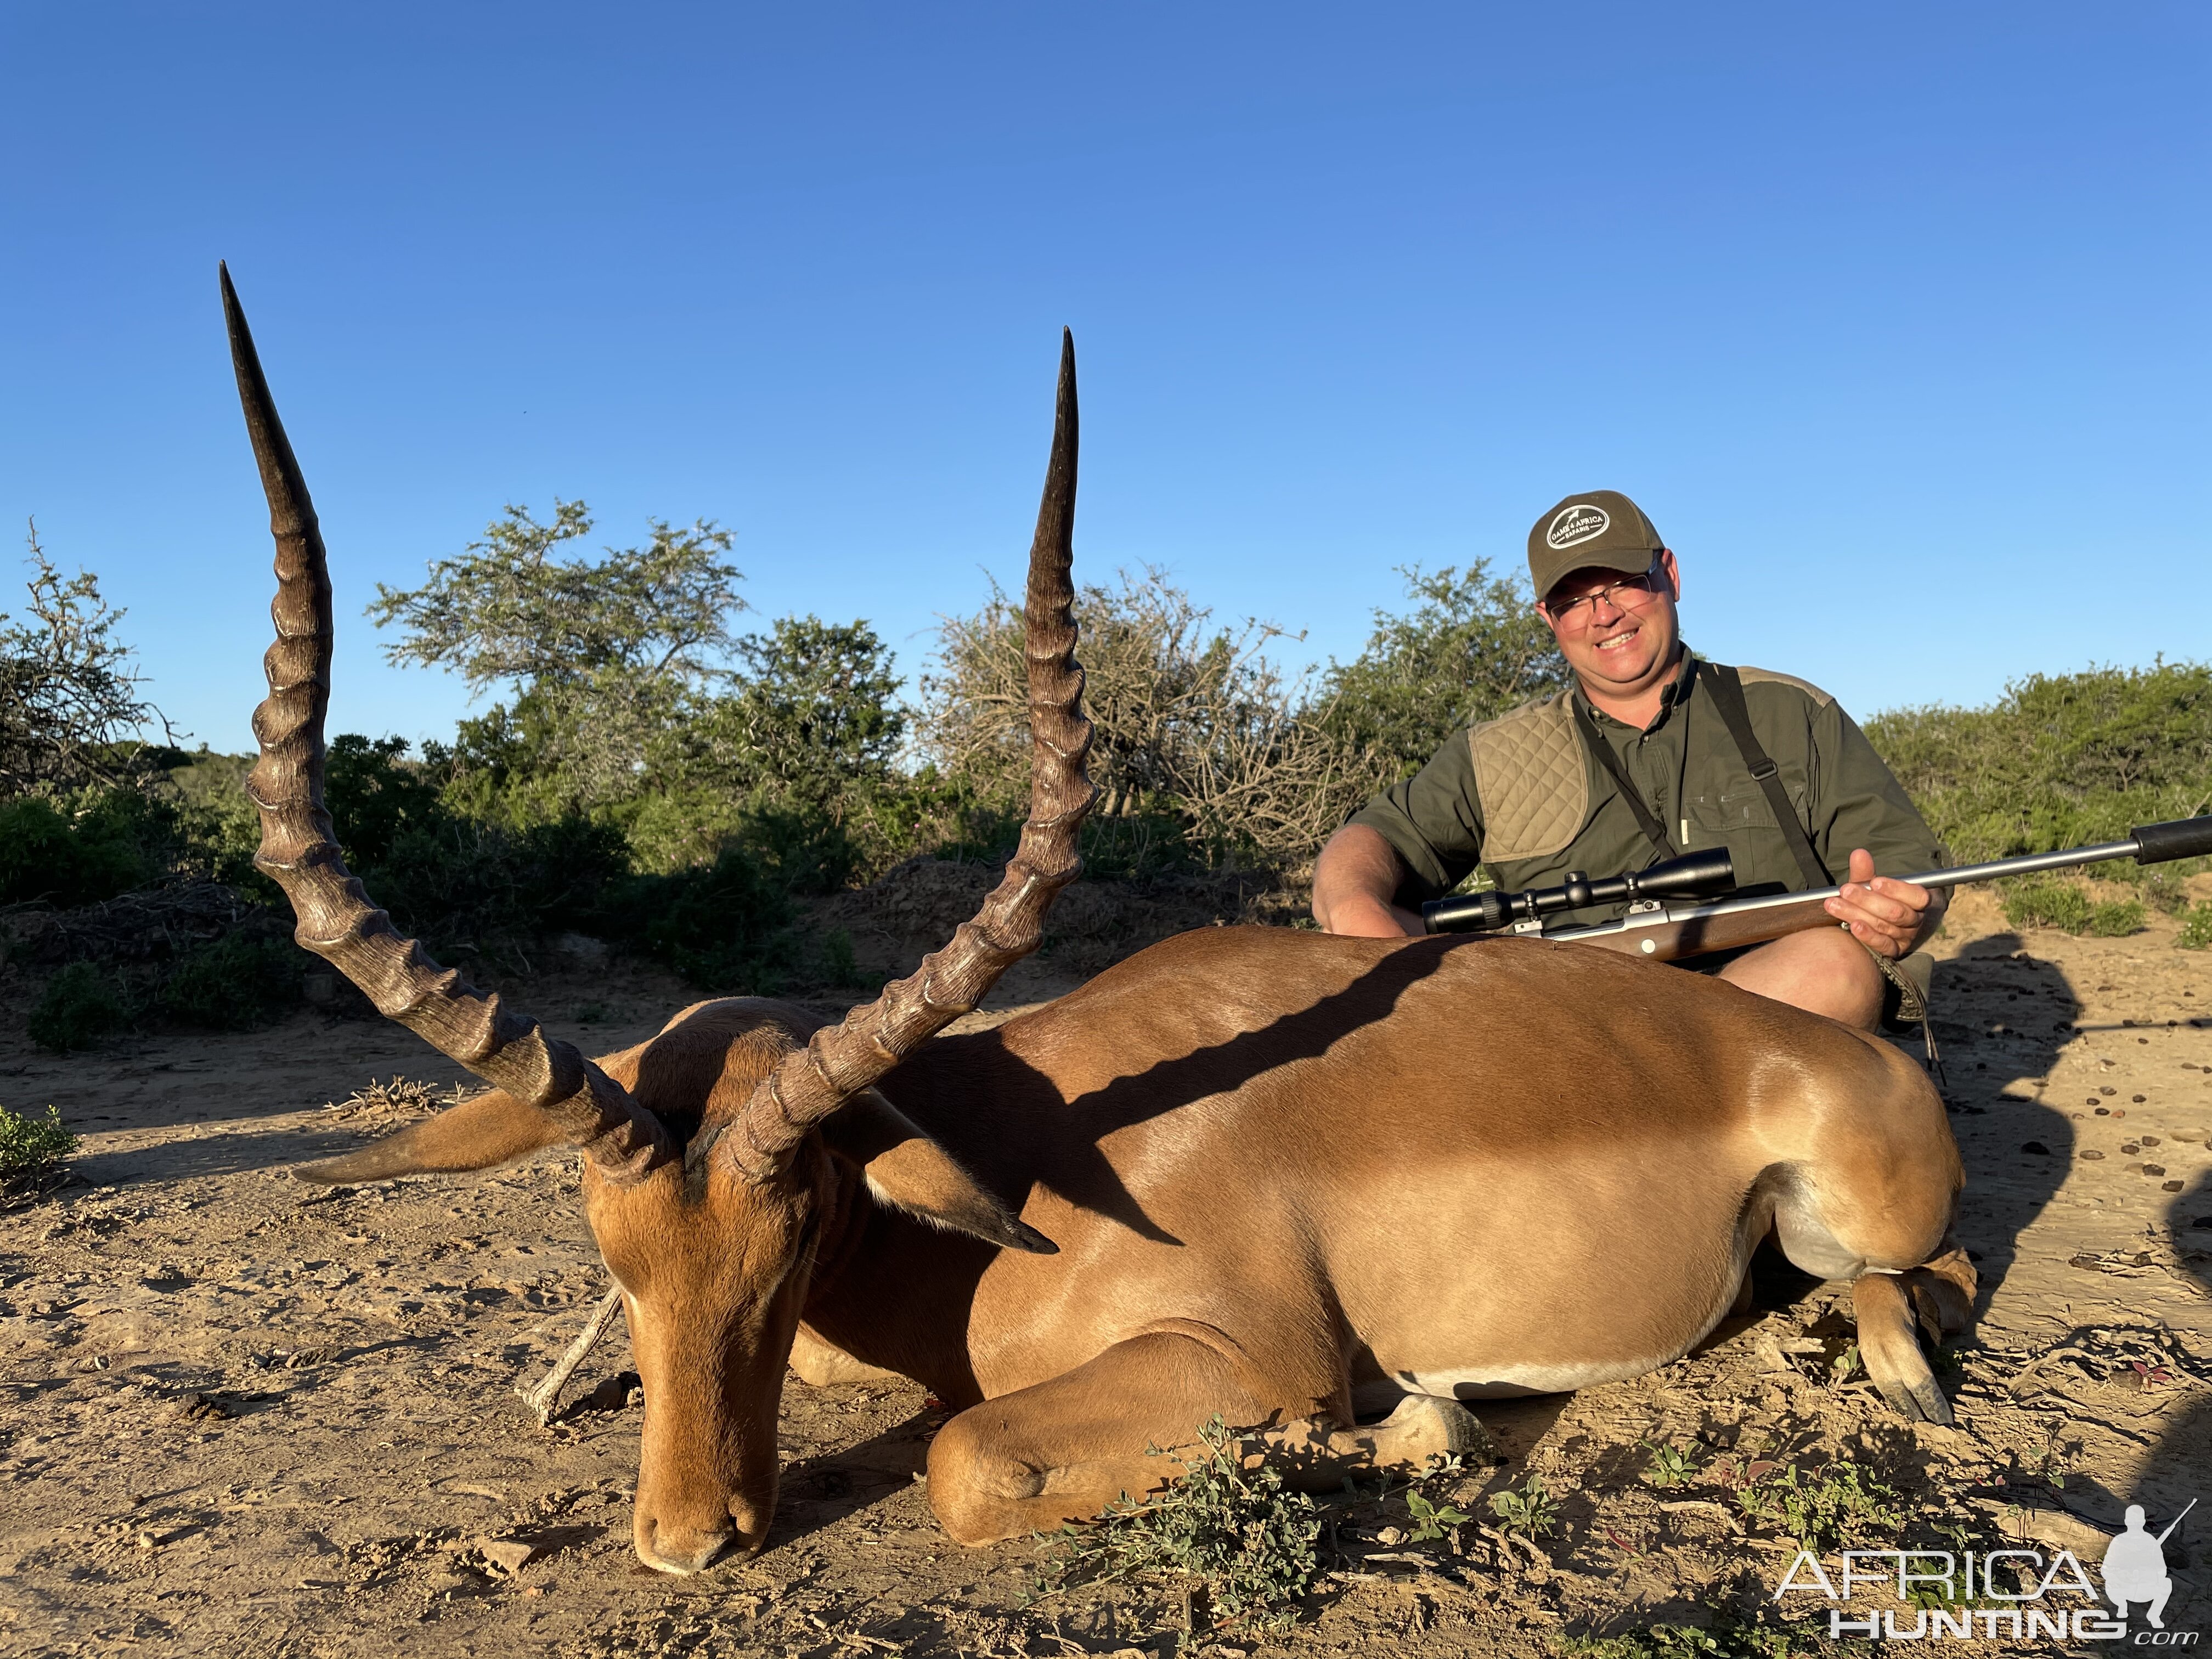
1526, 490, 1664, 601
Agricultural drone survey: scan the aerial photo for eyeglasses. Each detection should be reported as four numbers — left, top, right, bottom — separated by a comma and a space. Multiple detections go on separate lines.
1543, 559, 1667, 624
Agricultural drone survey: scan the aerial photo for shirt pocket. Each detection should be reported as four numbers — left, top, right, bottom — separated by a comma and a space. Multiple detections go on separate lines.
1689, 787, 1780, 834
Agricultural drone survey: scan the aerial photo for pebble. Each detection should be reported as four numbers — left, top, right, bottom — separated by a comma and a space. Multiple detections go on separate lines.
2021, 1142, 2052, 1156
2142, 1165, 2166, 1177
2164, 1182, 2185, 1193
478, 1536, 541, 1573
2080, 1150, 2107, 1161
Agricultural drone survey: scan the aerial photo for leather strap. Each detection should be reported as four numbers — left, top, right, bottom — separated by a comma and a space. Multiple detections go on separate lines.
1571, 696, 1676, 862
1701, 661, 1831, 887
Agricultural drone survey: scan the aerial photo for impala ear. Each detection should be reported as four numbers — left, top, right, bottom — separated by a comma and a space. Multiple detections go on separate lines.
816, 1090, 1057, 1255
295, 1090, 575, 1185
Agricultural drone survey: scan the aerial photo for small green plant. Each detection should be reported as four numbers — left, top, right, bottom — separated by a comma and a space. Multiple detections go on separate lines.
1404, 1486, 1468, 1543
2178, 901, 2212, 950
1563, 1612, 1830, 1657
157, 936, 303, 1030
1035, 1416, 1321, 1632
2002, 876, 2093, 934
1829, 1341, 1862, 1385
28, 963, 131, 1052
2086, 897, 2146, 936
0, 1103, 77, 1197
1487, 1473, 1560, 1540
820, 926, 879, 988
1640, 1440, 1703, 1489
1736, 1458, 1906, 1553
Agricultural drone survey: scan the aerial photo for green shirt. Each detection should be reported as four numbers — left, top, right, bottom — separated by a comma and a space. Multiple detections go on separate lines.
1348, 649, 1943, 928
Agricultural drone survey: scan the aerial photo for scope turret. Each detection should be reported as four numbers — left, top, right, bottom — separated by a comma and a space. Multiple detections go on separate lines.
1422, 848, 1736, 935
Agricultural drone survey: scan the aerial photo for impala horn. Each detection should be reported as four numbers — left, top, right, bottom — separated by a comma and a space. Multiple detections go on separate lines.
724, 330, 1095, 1180
224, 263, 673, 1183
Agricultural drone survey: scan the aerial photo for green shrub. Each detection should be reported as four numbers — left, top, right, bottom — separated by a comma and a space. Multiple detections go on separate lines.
29, 963, 131, 1051
613, 846, 797, 992
326, 733, 447, 868
1036, 1415, 1321, 1633
2086, 898, 2147, 937
1867, 662, 2212, 862
0, 1103, 76, 1196
365, 813, 629, 959
0, 789, 165, 907
2000, 878, 2147, 936
2180, 902, 2212, 950
157, 936, 304, 1030
2002, 876, 2094, 933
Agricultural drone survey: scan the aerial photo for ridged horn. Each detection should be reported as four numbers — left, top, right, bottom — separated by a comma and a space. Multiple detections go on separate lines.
223, 262, 672, 1183
726, 330, 1094, 1177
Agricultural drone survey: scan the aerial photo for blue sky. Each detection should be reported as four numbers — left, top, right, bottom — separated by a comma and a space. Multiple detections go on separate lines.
2, 4, 2205, 756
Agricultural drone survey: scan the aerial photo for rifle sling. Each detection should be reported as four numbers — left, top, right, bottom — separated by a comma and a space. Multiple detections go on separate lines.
1700, 661, 1833, 888
1570, 696, 1677, 862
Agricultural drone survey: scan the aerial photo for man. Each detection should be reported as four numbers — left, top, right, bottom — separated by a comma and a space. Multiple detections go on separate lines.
1312, 489, 1944, 1030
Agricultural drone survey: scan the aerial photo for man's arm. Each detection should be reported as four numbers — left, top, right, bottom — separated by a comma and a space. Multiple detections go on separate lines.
1313, 824, 1426, 938
1808, 701, 1950, 960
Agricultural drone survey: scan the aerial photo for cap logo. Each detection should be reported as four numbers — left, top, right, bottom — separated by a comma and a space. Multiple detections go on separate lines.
1547, 504, 1611, 550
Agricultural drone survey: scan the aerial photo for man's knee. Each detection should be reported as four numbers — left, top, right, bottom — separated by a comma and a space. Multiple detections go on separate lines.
1721, 927, 1884, 1027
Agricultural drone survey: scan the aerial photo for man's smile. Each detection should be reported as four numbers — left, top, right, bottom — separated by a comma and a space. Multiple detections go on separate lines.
1593, 622, 1642, 655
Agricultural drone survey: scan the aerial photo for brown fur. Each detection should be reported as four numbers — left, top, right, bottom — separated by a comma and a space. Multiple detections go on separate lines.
308, 927, 1973, 1571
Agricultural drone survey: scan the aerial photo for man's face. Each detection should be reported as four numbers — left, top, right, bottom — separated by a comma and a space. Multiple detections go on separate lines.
1536, 548, 1683, 695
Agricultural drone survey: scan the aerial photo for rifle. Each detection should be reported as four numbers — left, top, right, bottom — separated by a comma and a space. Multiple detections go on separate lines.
1421, 817, 2212, 962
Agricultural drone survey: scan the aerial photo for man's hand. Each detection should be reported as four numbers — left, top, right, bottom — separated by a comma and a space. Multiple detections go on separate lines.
1313, 825, 1425, 938
1822, 847, 1944, 960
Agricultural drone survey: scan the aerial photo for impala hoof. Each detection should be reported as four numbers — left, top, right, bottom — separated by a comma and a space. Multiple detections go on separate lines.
1877, 1374, 1955, 1427
1381, 1393, 1498, 1468
635, 1517, 741, 1575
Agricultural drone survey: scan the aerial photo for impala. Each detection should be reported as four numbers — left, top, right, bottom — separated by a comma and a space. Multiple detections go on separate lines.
222, 267, 1973, 1575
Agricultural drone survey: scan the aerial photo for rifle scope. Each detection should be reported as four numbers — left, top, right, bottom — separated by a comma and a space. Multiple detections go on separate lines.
1423, 848, 1736, 935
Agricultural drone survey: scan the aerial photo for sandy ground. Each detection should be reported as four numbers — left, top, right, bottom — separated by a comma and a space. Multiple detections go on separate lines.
1, 889, 2208, 1657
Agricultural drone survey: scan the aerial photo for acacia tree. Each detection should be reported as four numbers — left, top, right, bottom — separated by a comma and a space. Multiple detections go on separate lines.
0, 522, 173, 795
369, 500, 746, 810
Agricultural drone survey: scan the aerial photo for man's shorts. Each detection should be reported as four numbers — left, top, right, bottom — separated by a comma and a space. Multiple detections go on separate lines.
1675, 929, 1929, 1032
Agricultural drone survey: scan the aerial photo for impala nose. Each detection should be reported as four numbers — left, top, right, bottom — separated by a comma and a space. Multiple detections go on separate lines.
636, 1515, 738, 1576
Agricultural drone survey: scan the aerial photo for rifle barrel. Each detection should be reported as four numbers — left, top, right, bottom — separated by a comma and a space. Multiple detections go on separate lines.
1900, 838, 2141, 891
1544, 829, 2174, 945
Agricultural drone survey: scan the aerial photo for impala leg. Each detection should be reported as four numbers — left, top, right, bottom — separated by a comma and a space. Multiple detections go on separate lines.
1270, 1392, 1497, 1483
927, 1331, 1273, 1546
788, 1325, 904, 1387
928, 1330, 1477, 1547
1851, 1274, 1951, 1426
1899, 1234, 1977, 1345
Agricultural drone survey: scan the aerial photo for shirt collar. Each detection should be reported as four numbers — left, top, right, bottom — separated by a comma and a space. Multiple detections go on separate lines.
1579, 647, 1699, 733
